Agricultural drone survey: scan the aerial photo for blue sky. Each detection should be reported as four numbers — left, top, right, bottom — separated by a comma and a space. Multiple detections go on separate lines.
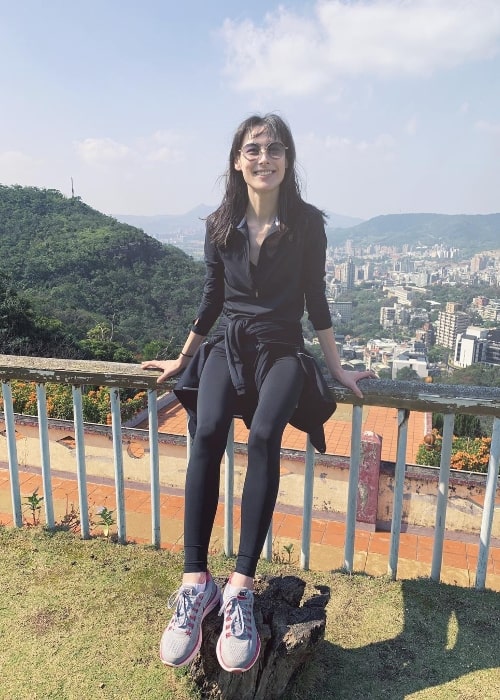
1, 0, 499, 220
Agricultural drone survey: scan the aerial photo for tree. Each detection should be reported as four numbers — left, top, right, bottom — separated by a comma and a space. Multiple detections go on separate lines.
440, 364, 500, 388
0, 274, 82, 358
78, 324, 135, 362
427, 345, 448, 364
396, 367, 421, 381
433, 413, 484, 438
377, 368, 392, 379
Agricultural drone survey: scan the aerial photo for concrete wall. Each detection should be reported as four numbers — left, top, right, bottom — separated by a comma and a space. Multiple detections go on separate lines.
1, 417, 498, 540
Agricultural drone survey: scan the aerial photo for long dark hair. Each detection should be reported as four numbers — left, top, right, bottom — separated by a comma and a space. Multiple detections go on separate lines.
208, 113, 309, 246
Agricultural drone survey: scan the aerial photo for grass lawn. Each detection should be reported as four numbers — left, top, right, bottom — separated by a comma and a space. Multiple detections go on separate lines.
1, 525, 499, 700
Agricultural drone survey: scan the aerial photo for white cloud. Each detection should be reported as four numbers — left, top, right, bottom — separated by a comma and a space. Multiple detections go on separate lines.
475, 119, 500, 134
146, 130, 184, 163
75, 132, 186, 167
220, 0, 500, 95
220, 13, 328, 95
324, 131, 396, 156
75, 137, 132, 164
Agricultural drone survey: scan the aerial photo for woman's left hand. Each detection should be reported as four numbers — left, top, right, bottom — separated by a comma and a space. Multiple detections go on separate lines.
333, 368, 377, 399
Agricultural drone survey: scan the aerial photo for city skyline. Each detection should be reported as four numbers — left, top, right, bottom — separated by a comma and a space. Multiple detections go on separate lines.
1, 0, 500, 221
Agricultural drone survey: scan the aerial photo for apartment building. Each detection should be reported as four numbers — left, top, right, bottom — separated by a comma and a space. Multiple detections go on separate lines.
436, 307, 470, 349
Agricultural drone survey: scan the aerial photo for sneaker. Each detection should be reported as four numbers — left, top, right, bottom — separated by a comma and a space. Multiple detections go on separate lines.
160, 572, 221, 667
216, 587, 261, 673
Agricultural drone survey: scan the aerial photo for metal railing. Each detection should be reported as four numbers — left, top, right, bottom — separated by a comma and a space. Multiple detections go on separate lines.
0, 354, 499, 590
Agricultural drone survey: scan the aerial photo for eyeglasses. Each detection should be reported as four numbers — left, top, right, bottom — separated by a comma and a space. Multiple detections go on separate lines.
239, 141, 288, 161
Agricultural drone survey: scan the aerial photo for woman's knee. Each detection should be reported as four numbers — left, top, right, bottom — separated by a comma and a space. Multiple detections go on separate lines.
247, 423, 282, 454
193, 418, 231, 452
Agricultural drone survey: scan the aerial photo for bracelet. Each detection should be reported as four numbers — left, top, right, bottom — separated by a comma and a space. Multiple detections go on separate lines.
180, 351, 193, 358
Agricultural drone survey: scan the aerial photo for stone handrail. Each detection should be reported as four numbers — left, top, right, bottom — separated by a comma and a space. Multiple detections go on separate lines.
1, 354, 499, 416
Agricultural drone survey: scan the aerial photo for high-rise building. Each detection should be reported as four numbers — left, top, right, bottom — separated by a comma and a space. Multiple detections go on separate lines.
362, 262, 374, 281
340, 257, 355, 289
454, 327, 500, 367
485, 329, 500, 365
436, 308, 470, 349
380, 307, 396, 328
470, 255, 488, 273
330, 300, 353, 323
454, 328, 489, 367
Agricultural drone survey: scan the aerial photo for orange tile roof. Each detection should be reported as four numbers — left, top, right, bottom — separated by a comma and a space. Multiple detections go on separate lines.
139, 393, 426, 464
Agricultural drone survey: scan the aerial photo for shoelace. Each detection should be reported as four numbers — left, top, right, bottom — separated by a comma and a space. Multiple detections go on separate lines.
220, 593, 252, 639
168, 587, 201, 634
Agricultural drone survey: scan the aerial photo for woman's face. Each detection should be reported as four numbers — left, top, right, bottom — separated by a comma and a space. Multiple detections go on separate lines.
234, 128, 287, 196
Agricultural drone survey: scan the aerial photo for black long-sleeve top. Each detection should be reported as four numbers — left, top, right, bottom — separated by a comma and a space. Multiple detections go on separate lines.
174, 202, 337, 453
192, 202, 333, 337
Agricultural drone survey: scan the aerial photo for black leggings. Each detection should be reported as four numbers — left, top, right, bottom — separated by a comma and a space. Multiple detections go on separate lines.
183, 344, 304, 577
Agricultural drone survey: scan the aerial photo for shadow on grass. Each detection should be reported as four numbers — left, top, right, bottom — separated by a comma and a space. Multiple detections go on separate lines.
311, 577, 500, 699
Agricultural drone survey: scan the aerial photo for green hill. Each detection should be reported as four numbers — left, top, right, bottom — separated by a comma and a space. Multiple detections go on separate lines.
0, 185, 205, 357
326, 212, 500, 253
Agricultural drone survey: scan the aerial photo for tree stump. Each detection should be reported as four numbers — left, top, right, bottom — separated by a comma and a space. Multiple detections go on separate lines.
188, 574, 330, 700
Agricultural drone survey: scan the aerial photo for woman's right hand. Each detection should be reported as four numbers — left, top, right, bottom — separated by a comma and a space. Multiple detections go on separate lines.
141, 357, 188, 384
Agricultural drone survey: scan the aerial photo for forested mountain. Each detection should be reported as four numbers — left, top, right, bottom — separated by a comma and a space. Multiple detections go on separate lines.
0, 185, 205, 358
326, 212, 500, 254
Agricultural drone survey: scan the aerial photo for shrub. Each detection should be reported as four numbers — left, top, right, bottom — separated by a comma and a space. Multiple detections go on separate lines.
416, 428, 493, 473
1, 381, 147, 425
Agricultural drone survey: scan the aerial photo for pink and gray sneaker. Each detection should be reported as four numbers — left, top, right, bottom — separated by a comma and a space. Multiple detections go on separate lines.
216, 586, 261, 673
160, 572, 221, 667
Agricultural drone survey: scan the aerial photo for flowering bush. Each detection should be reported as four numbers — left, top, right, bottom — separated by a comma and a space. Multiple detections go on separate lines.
1, 381, 147, 425
416, 428, 493, 473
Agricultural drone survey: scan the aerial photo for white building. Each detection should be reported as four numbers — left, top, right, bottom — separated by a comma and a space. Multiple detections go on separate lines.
392, 351, 429, 380
453, 326, 496, 368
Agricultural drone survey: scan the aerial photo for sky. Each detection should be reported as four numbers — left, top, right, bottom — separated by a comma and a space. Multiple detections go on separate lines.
1, 0, 499, 221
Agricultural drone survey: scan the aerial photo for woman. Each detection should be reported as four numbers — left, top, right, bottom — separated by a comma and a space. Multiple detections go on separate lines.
142, 113, 375, 673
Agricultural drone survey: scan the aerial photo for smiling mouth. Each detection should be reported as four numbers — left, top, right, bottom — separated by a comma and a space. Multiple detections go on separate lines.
254, 169, 274, 176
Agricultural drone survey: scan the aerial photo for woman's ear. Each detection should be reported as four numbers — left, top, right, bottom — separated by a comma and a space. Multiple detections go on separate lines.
234, 154, 242, 171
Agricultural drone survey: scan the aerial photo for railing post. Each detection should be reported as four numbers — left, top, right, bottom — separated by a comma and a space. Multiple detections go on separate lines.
224, 419, 234, 557
357, 431, 382, 530
148, 389, 161, 548
110, 388, 126, 543
300, 435, 316, 570
344, 405, 363, 572
1, 382, 22, 527
72, 386, 90, 539
388, 409, 409, 580
431, 412, 455, 582
263, 520, 273, 561
36, 383, 54, 529
475, 415, 500, 590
